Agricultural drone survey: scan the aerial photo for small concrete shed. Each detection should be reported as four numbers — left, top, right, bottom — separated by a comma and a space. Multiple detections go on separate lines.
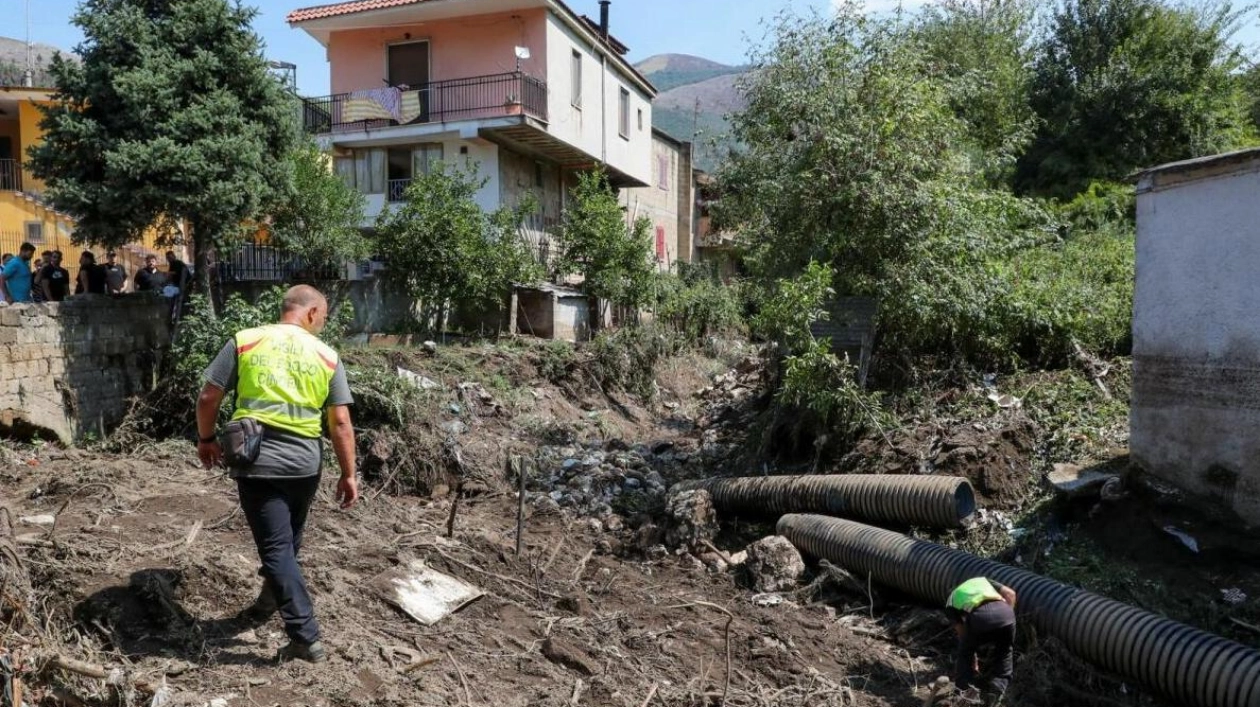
1132, 148, 1260, 525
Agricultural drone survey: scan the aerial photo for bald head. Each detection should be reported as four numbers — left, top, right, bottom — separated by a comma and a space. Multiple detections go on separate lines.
282, 285, 327, 313
280, 285, 329, 334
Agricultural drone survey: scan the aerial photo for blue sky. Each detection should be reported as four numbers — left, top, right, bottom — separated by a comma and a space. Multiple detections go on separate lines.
8, 0, 1260, 96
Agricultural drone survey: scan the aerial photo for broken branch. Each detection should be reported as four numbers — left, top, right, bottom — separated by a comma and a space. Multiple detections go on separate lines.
668, 601, 734, 704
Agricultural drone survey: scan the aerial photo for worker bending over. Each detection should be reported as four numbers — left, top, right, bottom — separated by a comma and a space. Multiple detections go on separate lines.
946, 577, 1017, 700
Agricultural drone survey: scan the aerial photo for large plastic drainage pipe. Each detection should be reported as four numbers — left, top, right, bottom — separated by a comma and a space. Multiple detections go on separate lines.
674, 474, 976, 528
777, 513, 1260, 707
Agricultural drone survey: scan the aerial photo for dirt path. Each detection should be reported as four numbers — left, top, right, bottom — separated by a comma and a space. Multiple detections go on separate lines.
5, 449, 944, 707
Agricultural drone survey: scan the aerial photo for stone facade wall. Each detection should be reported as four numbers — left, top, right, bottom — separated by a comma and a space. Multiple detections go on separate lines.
0, 295, 170, 442
620, 131, 694, 271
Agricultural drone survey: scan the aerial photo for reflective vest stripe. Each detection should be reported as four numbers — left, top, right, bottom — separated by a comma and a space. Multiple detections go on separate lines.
317, 351, 337, 371
237, 397, 322, 420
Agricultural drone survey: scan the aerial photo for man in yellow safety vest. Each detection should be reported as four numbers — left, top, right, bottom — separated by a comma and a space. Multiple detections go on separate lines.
195, 285, 358, 664
946, 577, 1017, 701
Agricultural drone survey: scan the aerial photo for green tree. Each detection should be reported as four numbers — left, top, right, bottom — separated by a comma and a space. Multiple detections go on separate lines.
28, 0, 297, 302
1016, 0, 1251, 198
553, 170, 655, 310
375, 163, 541, 329
916, 0, 1039, 184
716, 7, 1044, 360
270, 140, 370, 274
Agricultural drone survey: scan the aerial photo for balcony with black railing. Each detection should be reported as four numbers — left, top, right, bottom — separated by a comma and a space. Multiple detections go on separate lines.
302, 72, 548, 135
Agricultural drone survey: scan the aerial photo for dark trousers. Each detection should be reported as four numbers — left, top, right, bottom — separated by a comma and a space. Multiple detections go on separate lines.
955, 602, 1016, 691
237, 475, 321, 644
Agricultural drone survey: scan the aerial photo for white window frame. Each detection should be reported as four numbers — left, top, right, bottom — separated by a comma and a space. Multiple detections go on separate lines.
618, 88, 630, 140
570, 50, 583, 108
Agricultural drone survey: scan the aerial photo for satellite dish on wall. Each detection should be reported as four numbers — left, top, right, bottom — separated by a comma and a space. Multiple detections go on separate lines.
514, 46, 531, 60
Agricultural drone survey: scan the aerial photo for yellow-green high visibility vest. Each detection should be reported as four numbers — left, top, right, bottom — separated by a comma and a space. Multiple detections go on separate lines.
947, 577, 1003, 613
231, 324, 339, 439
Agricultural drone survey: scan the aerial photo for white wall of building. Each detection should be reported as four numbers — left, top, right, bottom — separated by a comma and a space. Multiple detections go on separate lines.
1132, 153, 1260, 526
544, 12, 652, 185
358, 138, 501, 225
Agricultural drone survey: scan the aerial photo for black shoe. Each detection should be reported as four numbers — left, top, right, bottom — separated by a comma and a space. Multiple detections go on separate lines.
277, 640, 326, 664
241, 582, 278, 622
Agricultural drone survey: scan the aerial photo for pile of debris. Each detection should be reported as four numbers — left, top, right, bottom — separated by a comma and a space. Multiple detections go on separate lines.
693, 357, 764, 447
524, 442, 685, 521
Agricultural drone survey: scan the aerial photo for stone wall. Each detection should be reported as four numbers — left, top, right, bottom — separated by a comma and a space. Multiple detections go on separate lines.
0, 295, 170, 443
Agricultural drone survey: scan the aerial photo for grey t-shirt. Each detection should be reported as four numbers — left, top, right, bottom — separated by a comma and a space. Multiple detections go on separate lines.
203, 332, 353, 479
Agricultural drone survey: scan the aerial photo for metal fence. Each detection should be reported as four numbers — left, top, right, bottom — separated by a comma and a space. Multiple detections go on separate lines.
220, 235, 343, 282
301, 72, 549, 135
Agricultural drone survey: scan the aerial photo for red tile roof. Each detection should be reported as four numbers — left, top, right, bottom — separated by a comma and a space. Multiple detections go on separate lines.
287, 0, 431, 24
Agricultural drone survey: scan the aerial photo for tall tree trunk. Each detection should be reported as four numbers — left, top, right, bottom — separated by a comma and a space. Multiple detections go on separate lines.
192, 225, 217, 317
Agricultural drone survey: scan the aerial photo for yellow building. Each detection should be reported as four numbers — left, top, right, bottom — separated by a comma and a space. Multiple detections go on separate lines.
0, 85, 173, 280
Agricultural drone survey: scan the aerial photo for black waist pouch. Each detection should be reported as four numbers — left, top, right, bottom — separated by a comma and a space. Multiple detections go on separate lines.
220, 418, 264, 468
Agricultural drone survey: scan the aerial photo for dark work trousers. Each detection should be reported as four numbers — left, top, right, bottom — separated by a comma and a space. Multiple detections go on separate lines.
955, 600, 1016, 691
236, 474, 322, 644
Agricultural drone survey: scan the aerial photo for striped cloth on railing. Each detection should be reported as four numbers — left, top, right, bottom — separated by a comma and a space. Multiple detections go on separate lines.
342, 88, 424, 124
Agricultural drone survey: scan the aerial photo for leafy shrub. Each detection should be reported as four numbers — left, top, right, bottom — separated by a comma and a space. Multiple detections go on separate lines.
654, 263, 745, 341
535, 340, 577, 384
777, 339, 892, 451
375, 163, 542, 329
751, 260, 834, 351
586, 324, 685, 399
754, 261, 891, 458
553, 170, 655, 308
1055, 182, 1136, 235
998, 229, 1135, 363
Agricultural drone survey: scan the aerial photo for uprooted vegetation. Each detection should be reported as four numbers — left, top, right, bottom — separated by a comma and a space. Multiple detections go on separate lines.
6, 300, 1260, 707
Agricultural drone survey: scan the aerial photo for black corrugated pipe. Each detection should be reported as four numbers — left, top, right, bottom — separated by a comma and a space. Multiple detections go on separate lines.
673, 475, 976, 528
777, 514, 1260, 707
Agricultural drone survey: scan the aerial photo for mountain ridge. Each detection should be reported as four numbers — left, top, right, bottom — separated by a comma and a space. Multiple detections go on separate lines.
0, 36, 72, 87
635, 53, 746, 171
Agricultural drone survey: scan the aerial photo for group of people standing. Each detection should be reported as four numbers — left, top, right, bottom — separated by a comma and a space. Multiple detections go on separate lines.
0, 242, 190, 304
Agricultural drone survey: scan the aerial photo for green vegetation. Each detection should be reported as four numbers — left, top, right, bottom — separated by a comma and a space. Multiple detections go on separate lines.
716, 0, 1238, 373
553, 170, 655, 311
269, 139, 370, 273
1016, 0, 1252, 198
754, 262, 890, 457
375, 163, 542, 330
29, 0, 297, 304
652, 263, 745, 341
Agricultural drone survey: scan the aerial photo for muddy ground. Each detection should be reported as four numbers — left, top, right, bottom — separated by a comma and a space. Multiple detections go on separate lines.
3, 344, 1260, 707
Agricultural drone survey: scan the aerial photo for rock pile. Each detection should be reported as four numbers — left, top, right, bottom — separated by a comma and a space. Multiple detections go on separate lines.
523, 436, 724, 522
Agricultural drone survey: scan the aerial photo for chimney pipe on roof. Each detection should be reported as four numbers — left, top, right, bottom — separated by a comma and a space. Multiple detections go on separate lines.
599, 1, 610, 39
